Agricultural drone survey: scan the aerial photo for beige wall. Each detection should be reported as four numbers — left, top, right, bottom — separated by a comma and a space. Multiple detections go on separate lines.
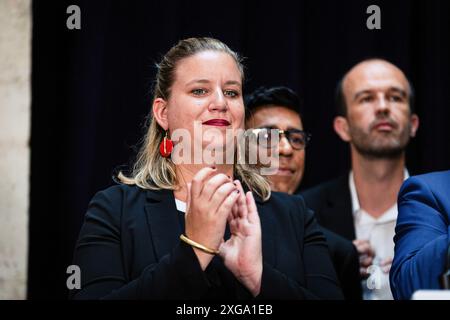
0, 0, 31, 299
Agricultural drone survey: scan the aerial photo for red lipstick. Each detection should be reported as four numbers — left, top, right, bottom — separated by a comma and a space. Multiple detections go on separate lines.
202, 119, 231, 126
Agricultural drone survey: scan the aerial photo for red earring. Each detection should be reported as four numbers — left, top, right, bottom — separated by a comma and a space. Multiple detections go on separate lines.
159, 131, 173, 158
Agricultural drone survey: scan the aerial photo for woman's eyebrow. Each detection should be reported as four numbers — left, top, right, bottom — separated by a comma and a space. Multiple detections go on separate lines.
185, 79, 210, 87
224, 80, 241, 86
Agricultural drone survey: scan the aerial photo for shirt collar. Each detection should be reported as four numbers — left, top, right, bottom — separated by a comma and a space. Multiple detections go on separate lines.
175, 198, 187, 213
349, 168, 409, 220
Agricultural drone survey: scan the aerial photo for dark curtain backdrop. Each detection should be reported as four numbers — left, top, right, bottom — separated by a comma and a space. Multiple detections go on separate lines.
30, 0, 450, 299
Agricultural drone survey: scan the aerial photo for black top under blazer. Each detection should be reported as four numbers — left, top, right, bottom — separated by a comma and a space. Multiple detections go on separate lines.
70, 184, 344, 300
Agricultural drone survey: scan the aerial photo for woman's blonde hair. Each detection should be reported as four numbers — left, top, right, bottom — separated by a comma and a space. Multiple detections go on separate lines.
118, 37, 271, 201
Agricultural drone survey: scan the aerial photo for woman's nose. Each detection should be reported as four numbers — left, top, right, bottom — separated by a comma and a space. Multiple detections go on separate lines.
209, 89, 228, 111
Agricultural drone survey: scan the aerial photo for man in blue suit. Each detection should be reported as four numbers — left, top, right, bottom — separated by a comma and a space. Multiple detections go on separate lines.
390, 170, 450, 299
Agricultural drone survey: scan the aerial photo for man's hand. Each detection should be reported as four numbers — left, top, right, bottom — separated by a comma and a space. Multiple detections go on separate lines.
353, 239, 376, 278
380, 257, 393, 273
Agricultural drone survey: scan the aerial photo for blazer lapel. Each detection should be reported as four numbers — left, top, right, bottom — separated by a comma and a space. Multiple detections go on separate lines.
324, 175, 356, 240
144, 189, 182, 260
254, 194, 276, 267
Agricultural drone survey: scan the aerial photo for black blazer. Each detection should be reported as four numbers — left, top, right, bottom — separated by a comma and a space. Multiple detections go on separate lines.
301, 175, 356, 241
300, 175, 362, 300
320, 228, 362, 300
70, 184, 343, 300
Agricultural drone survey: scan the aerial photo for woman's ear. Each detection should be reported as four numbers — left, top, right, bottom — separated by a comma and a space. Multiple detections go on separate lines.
333, 116, 351, 142
152, 98, 169, 130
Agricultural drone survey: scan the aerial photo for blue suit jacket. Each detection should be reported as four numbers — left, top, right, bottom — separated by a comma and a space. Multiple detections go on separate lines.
390, 170, 450, 299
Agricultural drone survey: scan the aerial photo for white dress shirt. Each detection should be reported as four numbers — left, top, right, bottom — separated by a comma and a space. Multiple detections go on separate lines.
349, 169, 409, 300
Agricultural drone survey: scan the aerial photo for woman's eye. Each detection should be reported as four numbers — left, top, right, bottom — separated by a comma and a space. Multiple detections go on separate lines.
224, 90, 239, 98
191, 88, 207, 96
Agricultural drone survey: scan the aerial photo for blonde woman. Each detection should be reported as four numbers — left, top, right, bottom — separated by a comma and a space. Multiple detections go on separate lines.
71, 37, 343, 300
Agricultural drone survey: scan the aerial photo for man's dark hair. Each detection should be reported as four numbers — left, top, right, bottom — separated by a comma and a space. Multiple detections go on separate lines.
245, 86, 303, 121
335, 59, 416, 117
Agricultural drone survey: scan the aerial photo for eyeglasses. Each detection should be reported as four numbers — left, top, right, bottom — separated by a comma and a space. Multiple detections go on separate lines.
246, 128, 312, 150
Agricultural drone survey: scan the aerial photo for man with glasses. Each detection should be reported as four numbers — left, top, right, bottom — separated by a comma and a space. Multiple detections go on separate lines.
301, 59, 420, 299
245, 86, 362, 300
245, 87, 310, 194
